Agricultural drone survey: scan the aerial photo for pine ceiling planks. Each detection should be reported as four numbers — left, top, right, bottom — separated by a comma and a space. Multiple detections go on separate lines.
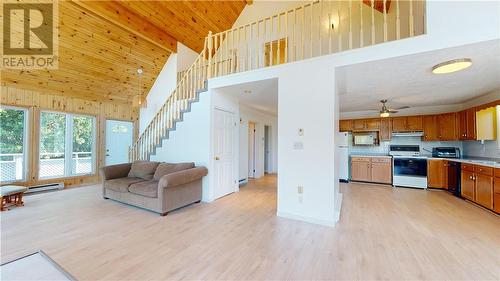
1, 1, 247, 105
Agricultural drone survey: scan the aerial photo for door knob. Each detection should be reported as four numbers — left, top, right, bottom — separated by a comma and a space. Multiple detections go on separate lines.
215, 156, 220, 160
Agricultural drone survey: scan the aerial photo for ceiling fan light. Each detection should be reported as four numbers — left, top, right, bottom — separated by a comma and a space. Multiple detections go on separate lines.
432, 58, 472, 74
380, 112, 390, 118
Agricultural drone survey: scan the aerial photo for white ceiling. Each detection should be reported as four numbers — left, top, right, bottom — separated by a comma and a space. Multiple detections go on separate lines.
215, 78, 278, 115
337, 39, 500, 113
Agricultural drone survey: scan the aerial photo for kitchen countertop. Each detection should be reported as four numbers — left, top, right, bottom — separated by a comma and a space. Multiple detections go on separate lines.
430, 157, 500, 168
348, 153, 500, 168
349, 153, 392, 158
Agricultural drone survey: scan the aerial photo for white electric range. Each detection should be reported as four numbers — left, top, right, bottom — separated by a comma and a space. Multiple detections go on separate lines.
389, 145, 428, 189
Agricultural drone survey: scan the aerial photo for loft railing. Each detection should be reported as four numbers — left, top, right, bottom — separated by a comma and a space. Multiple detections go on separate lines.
129, 0, 425, 161
207, 0, 424, 75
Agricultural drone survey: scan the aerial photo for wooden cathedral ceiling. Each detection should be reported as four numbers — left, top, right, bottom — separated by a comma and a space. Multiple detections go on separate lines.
1, 1, 247, 105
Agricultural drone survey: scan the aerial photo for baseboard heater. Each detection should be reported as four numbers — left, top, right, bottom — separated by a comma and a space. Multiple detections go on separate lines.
25, 182, 64, 194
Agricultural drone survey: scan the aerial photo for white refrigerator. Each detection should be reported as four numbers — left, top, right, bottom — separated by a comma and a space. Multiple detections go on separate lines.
337, 132, 349, 182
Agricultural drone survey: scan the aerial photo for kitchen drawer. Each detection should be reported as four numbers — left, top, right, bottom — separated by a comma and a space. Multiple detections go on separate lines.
461, 163, 475, 172
351, 157, 371, 162
475, 165, 493, 176
495, 168, 500, 178
371, 157, 391, 164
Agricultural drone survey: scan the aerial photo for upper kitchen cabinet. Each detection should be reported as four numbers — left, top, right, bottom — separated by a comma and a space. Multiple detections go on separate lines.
392, 116, 423, 132
458, 110, 468, 140
423, 113, 458, 141
466, 108, 477, 140
476, 107, 497, 140
379, 118, 392, 141
339, 119, 353, 132
352, 118, 380, 131
439, 113, 458, 141
423, 115, 440, 141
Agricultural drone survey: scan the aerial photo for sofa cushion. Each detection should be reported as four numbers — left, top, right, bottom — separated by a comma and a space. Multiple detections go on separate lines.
128, 181, 159, 198
128, 161, 160, 180
153, 162, 195, 180
105, 177, 145, 193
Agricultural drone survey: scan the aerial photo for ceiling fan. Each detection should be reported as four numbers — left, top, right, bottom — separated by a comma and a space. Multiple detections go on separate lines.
378, 99, 409, 117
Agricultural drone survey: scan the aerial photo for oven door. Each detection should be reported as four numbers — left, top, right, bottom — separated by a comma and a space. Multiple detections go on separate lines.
393, 158, 427, 177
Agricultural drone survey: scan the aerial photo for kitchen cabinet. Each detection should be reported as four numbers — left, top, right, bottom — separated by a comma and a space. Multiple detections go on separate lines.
392, 116, 422, 132
438, 113, 458, 141
476, 107, 497, 140
422, 113, 458, 141
460, 164, 495, 210
466, 108, 477, 140
340, 119, 353, 132
351, 157, 372, 182
352, 118, 380, 131
379, 118, 392, 141
494, 168, 500, 213
476, 173, 493, 209
427, 159, 448, 189
423, 115, 440, 141
458, 110, 467, 140
351, 156, 392, 184
461, 170, 475, 201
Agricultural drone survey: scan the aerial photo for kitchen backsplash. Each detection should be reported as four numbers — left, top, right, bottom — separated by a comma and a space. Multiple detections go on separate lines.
348, 135, 463, 155
348, 134, 500, 159
463, 140, 500, 159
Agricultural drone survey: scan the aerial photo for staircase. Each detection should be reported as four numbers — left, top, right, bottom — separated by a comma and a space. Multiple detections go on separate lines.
129, 0, 424, 161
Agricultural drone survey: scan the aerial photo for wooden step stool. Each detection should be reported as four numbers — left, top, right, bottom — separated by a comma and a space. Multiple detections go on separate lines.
0, 185, 28, 211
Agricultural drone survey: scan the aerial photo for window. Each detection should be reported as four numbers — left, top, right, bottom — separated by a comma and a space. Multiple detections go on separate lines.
0, 106, 28, 182
39, 111, 95, 179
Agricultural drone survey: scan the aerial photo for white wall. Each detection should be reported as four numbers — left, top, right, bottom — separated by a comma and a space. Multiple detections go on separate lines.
150, 92, 212, 202
139, 54, 177, 133
177, 43, 199, 72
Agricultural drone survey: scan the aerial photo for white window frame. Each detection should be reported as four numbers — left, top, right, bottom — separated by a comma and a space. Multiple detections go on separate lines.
0, 105, 28, 183
38, 110, 96, 179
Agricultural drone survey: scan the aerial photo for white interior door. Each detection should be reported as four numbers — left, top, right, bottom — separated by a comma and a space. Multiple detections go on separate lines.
105, 120, 133, 165
213, 109, 235, 199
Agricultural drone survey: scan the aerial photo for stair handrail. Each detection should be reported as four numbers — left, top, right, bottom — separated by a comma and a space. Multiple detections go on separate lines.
129, 38, 211, 161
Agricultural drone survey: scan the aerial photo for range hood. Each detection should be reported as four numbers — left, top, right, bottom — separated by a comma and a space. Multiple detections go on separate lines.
392, 131, 424, 137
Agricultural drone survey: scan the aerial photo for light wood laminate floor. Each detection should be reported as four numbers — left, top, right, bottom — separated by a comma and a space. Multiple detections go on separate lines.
1, 176, 499, 280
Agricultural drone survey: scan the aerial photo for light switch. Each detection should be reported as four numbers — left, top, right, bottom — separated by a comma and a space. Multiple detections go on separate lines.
298, 128, 304, 136
297, 186, 304, 194
293, 142, 304, 150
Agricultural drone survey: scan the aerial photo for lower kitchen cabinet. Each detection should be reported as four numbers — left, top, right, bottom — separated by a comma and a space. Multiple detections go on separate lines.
351, 157, 371, 182
351, 156, 392, 184
460, 164, 495, 211
427, 159, 448, 189
461, 170, 475, 201
494, 169, 500, 213
476, 174, 493, 209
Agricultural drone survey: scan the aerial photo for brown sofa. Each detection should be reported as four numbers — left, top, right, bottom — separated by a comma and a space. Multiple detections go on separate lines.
100, 161, 208, 216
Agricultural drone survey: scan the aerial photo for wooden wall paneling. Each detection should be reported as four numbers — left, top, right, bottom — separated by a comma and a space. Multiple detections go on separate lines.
1, 86, 139, 188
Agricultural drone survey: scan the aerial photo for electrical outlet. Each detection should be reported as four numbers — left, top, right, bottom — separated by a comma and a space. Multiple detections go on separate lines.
297, 185, 303, 194
298, 195, 303, 203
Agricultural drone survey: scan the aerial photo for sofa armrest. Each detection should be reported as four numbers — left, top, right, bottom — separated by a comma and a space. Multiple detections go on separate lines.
100, 163, 132, 180
159, 166, 208, 188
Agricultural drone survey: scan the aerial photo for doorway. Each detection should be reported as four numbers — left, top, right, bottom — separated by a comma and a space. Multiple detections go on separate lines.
248, 121, 256, 178
264, 125, 272, 174
213, 108, 236, 199
105, 120, 133, 165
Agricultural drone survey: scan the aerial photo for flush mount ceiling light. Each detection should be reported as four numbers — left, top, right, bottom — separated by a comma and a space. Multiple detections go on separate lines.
432, 58, 472, 74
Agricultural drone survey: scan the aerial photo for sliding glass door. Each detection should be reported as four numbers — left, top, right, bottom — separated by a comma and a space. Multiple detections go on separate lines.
0, 106, 28, 182
39, 111, 96, 179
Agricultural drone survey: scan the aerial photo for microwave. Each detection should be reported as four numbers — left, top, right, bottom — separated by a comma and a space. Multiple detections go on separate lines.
353, 133, 378, 146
